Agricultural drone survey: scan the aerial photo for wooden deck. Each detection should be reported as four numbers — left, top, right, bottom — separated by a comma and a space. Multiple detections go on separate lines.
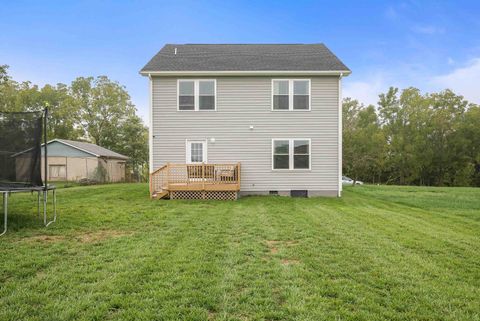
150, 163, 241, 200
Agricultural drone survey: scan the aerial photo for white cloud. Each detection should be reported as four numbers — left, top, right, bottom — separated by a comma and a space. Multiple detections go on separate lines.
343, 74, 389, 106
343, 57, 480, 106
430, 58, 480, 104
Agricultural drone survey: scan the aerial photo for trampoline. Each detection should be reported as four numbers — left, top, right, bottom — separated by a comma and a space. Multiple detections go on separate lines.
1, 109, 56, 236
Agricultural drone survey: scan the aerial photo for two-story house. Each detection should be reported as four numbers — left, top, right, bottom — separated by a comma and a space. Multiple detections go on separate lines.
141, 44, 350, 200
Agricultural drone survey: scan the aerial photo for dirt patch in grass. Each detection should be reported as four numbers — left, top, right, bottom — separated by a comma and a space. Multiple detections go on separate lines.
281, 259, 300, 265
265, 240, 299, 254
36, 271, 47, 279
75, 230, 133, 243
266, 240, 298, 246
265, 240, 279, 246
21, 235, 66, 243
19, 230, 133, 244
266, 240, 301, 265
207, 310, 216, 320
266, 240, 279, 254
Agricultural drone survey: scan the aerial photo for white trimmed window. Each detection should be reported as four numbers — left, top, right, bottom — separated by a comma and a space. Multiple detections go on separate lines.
272, 139, 311, 170
178, 80, 216, 111
272, 79, 310, 110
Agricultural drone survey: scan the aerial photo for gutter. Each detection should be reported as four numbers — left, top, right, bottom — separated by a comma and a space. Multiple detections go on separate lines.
139, 70, 352, 77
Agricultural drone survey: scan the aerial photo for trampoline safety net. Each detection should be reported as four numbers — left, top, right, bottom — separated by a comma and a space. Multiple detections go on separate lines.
0, 111, 44, 188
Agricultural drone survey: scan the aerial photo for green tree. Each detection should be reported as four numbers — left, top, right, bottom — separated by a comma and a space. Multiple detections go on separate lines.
0, 65, 20, 111
427, 90, 471, 186
343, 98, 385, 184
70, 76, 148, 180
70, 76, 136, 147
110, 115, 149, 181
0, 65, 82, 139
40, 83, 83, 140
378, 87, 430, 185
452, 103, 480, 186
346, 86, 479, 187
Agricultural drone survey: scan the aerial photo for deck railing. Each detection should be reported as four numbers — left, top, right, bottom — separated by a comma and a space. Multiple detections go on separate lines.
149, 164, 168, 196
150, 163, 241, 196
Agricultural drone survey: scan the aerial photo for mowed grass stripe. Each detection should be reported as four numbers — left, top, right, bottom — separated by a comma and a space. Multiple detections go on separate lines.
352, 189, 480, 237
0, 184, 479, 320
297, 205, 476, 320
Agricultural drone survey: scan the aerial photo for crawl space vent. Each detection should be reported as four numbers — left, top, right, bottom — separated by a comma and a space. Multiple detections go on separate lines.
290, 190, 308, 198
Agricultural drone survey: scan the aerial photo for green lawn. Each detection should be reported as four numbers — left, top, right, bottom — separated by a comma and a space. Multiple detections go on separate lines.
0, 184, 479, 321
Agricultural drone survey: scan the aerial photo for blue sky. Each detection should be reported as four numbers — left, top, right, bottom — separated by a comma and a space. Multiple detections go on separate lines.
2, 1, 480, 121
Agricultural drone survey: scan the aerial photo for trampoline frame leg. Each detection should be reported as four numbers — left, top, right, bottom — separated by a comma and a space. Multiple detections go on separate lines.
0, 189, 56, 236
43, 189, 56, 227
1, 192, 7, 237
37, 191, 41, 218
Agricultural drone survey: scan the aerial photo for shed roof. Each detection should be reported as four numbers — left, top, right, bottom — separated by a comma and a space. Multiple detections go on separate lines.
51, 139, 128, 160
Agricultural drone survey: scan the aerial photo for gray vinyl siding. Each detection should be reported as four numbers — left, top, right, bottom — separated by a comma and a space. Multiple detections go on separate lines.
151, 76, 340, 193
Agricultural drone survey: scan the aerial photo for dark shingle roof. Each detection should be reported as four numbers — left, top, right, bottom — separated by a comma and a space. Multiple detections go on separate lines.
55, 139, 129, 160
141, 44, 350, 73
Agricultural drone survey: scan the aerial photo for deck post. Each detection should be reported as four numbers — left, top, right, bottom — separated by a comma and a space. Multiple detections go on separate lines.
149, 173, 153, 197
237, 162, 241, 190
166, 162, 170, 189
202, 163, 205, 190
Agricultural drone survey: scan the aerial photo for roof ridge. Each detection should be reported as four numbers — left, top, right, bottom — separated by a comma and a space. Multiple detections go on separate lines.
175, 43, 325, 45
141, 43, 350, 73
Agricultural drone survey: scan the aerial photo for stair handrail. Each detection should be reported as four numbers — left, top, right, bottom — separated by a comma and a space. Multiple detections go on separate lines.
150, 164, 168, 197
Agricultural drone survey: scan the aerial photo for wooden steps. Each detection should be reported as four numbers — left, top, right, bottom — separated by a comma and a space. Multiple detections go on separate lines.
152, 190, 169, 199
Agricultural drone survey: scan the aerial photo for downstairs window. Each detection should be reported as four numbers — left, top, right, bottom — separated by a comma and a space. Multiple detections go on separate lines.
272, 139, 311, 170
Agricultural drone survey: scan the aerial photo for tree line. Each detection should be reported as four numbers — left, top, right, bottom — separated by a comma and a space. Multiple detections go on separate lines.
0, 65, 148, 181
343, 87, 480, 187
3, 63, 479, 187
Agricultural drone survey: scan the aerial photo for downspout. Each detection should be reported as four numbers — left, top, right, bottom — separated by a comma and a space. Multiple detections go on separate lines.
338, 73, 343, 197
148, 73, 153, 173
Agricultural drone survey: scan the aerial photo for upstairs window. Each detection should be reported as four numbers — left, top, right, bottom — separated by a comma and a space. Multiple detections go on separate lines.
199, 81, 215, 110
273, 80, 289, 110
178, 80, 216, 111
272, 139, 311, 170
293, 80, 309, 110
272, 79, 310, 111
179, 81, 195, 110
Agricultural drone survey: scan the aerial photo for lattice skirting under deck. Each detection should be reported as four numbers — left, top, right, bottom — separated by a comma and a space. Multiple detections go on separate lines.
170, 190, 238, 200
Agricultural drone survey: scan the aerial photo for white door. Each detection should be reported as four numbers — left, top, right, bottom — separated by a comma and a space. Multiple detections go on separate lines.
186, 140, 207, 164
